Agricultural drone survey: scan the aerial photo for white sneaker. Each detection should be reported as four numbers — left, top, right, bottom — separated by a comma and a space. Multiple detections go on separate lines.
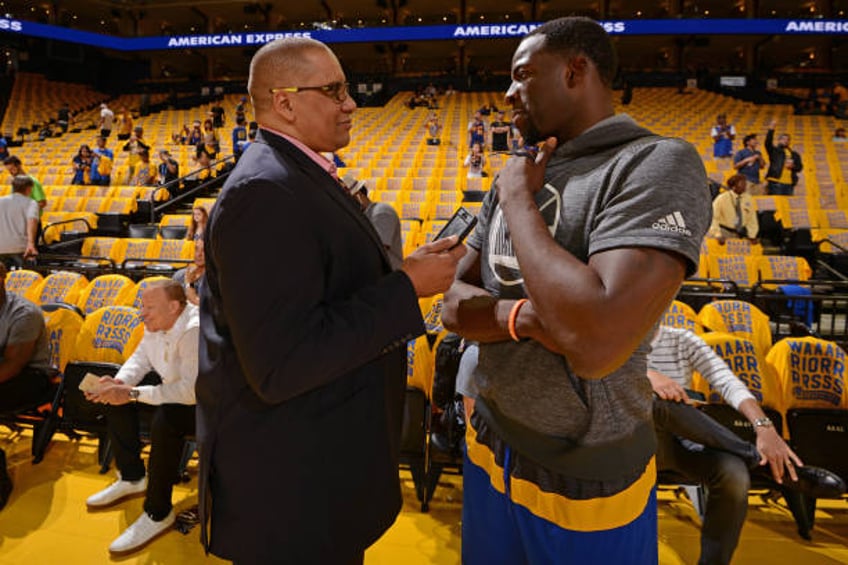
86, 475, 147, 508
108, 509, 175, 554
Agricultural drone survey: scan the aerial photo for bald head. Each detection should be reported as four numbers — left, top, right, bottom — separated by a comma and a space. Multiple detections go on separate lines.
248, 37, 334, 121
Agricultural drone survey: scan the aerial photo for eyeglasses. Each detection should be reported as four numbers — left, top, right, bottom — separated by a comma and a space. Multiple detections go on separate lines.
270, 81, 350, 104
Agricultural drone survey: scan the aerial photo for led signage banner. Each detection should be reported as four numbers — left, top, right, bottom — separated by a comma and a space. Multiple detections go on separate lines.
0, 17, 845, 51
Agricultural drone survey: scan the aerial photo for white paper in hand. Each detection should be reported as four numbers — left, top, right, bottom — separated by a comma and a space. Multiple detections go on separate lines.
79, 373, 103, 394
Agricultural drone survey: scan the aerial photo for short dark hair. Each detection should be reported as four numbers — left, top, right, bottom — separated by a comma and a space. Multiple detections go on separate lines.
727, 173, 747, 188
528, 17, 618, 87
11, 174, 33, 193
4, 155, 21, 167
743, 133, 757, 145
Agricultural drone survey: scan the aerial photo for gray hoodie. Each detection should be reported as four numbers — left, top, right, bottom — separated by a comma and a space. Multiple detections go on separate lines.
467, 114, 711, 494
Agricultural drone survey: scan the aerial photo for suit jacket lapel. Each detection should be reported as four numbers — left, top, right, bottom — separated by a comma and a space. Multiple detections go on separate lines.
257, 130, 394, 272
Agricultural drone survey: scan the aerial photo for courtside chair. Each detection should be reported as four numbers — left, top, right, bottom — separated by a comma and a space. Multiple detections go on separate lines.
4, 269, 43, 302
61, 305, 145, 473
768, 336, 848, 538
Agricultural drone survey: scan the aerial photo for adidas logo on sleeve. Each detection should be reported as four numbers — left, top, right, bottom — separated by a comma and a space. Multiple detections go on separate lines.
652, 211, 693, 236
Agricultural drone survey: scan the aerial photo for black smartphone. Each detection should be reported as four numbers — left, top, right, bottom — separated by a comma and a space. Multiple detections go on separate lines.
434, 207, 478, 245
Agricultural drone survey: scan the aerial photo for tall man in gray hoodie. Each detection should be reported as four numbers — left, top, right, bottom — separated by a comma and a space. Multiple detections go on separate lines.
443, 17, 711, 564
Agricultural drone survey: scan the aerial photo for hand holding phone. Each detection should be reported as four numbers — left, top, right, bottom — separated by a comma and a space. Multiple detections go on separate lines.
434, 207, 478, 246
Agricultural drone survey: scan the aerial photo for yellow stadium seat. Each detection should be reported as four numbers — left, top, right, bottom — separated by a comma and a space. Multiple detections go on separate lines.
406, 336, 435, 400
76, 274, 137, 316
767, 336, 848, 411
661, 300, 702, 334
43, 308, 84, 373
155, 239, 195, 267
33, 271, 88, 306
705, 238, 763, 256
755, 256, 812, 290
4, 269, 43, 302
101, 196, 138, 215
698, 300, 773, 359
58, 196, 85, 212
118, 238, 163, 269
691, 332, 783, 412
71, 305, 144, 365
708, 255, 759, 287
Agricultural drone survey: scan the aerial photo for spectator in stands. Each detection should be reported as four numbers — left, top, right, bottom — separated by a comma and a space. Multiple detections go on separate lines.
123, 126, 150, 180
37, 120, 55, 141
733, 133, 766, 195
0, 176, 39, 267
71, 144, 93, 185
57, 103, 71, 133
0, 261, 51, 510
469, 122, 486, 150
467, 110, 487, 147
0, 135, 8, 162
84, 280, 198, 554
197, 36, 464, 564
234, 96, 247, 121
442, 17, 710, 563
348, 179, 403, 269
242, 128, 256, 153
211, 101, 225, 129
187, 121, 202, 146
116, 107, 133, 141
99, 103, 115, 138
710, 174, 758, 243
90, 137, 113, 187
463, 142, 486, 178
711, 114, 736, 158
834, 127, 847, 142
765, 119, 803, 195
489, 110, 512, 152
129, 149, 156, 187
199, 132, 219, 161
648, 324, 843, 565
157, 150, 179, 193
173, 238, 204, 306
425, 112, 442, 145
186, 205, 207, 242
173, 124, 190, 145
232, 115, 248, 158
202, 118, 217, 142
3, 157, 46, 218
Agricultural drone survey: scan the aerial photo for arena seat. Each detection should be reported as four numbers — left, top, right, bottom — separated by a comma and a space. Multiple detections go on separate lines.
43, 307, 84, 374
41, 211, 98, 243
661, 300, 702, 334
707, 255, 759, 288
401, 335, 436, 510
756, 256, 813, 290
691, 332, 783, 414
768, 337, 848, 533
4, 269, 44, 302
59, 305, 145, 471
697, 300, 773, 359
704, 238, 763, 257
75, 274, 136, 316
32, 271, 88, 307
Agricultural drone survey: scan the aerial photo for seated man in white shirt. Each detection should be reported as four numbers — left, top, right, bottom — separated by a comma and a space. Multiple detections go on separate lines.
84, 279, 198, 554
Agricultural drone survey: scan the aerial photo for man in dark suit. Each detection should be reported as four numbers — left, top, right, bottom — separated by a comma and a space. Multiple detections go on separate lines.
197, 37, 465, 564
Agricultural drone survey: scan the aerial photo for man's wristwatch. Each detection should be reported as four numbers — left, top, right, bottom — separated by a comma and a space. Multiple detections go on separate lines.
753, 417, 773, 430
128, 388, 140, 402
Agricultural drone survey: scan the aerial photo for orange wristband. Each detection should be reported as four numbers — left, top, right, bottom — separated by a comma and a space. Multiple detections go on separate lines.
508, 299, 528, 342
